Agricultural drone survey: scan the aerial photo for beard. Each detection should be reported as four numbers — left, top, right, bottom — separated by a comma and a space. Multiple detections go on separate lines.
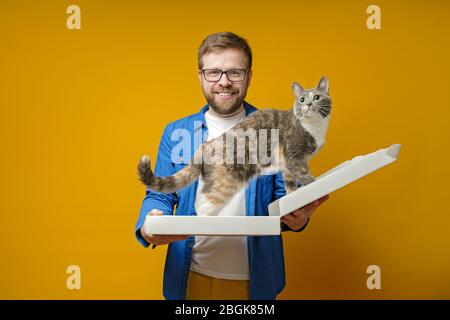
203, 86, 245, 116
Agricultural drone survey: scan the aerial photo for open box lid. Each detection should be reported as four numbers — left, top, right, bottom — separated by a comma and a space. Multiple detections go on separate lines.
268, 143, 401, 217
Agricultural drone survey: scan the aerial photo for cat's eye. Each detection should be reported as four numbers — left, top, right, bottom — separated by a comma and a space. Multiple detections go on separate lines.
299, 97, 305, 103
314, 95, 320, 100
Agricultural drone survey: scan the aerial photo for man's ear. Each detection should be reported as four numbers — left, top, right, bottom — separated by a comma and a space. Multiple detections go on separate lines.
246, 69, 252, 88
198, 69, 202, 83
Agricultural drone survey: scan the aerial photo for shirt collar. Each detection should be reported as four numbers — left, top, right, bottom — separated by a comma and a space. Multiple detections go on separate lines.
196, 101, 258, 128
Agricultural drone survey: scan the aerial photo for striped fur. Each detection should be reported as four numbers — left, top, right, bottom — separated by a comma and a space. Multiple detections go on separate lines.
138, 153, 202, 193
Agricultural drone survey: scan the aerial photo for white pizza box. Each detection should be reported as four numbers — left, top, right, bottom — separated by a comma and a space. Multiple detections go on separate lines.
268, 143, 401, 217
143, 215, 281, 236
143, 143, 401, 236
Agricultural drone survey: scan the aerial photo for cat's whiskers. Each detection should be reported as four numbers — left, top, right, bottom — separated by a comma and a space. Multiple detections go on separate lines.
315, 106, 331, 118
293, 107, 304, 120
315, 108, 327, 118
314, 110, 324, 118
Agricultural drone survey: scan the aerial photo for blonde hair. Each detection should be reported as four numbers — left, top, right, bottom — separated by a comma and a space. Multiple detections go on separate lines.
197, 32, 252, 69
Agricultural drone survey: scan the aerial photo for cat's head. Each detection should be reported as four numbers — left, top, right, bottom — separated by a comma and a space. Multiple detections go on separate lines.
292, 77, 331, 121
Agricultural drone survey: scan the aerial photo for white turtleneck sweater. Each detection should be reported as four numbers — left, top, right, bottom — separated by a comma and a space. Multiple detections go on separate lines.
190, 107, 249, 280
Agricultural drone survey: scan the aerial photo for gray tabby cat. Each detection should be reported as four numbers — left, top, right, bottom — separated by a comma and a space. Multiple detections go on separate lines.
138, 77, 331, 216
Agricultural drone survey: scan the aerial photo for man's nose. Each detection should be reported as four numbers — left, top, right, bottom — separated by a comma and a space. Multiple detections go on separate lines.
217, 72, 232, 86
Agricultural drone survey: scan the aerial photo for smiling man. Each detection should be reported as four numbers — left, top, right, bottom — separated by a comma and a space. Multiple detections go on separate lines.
135, 31, 329, 300
199, 47, 250, 117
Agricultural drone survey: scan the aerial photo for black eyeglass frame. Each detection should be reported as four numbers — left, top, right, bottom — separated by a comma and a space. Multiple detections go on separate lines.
200, 68, 249, 83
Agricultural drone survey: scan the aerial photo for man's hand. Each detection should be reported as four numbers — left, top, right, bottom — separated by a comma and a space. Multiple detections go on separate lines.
140, 209, 190, 246
281, 194, 330, 231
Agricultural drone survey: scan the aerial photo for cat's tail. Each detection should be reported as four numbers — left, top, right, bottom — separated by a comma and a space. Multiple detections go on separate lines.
137, 153, 201, 193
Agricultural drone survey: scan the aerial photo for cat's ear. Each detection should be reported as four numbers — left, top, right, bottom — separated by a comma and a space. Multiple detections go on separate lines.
317, 76, 329, 94
292, 82, 304, 97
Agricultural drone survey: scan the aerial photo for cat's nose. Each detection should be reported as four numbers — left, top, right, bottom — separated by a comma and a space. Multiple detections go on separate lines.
307, 103, 312, 107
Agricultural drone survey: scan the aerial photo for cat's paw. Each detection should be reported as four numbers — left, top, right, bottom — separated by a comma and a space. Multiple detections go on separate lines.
285, 186, 297, 194
301, 175, 316, 186
284, 179, 297, 194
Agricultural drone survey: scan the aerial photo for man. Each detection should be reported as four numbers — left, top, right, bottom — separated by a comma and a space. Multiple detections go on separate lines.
135, 32, 329, 300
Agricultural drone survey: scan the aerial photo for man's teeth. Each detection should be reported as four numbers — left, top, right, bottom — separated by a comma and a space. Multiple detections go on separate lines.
218, 92, 234, 96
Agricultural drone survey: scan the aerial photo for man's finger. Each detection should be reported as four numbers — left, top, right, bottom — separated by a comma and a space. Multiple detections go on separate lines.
157, 235, 182, 241
281, 213, 304, 230
289, 207, 302, 217
149, 209, 164, 216
296, 200, 320, 215
290, 201, 318, 219
169, 235, 190, 241
317, 194, 330, 205
152, 235, 190, 245
281, 213, 296, 224
302, 195, 329, 211
306, 200, 320, 209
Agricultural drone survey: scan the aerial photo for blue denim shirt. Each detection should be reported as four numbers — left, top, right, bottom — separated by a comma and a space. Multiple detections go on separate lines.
135, 101, 306, 300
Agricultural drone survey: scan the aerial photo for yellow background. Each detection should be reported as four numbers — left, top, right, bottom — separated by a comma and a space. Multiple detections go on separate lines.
1, 0, 449, 299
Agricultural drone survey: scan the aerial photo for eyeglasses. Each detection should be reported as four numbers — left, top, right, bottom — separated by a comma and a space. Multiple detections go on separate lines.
201, 69, 248, 82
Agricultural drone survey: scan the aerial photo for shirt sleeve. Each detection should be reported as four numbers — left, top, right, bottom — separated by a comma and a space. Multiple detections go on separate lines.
135, 124, 179, 247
